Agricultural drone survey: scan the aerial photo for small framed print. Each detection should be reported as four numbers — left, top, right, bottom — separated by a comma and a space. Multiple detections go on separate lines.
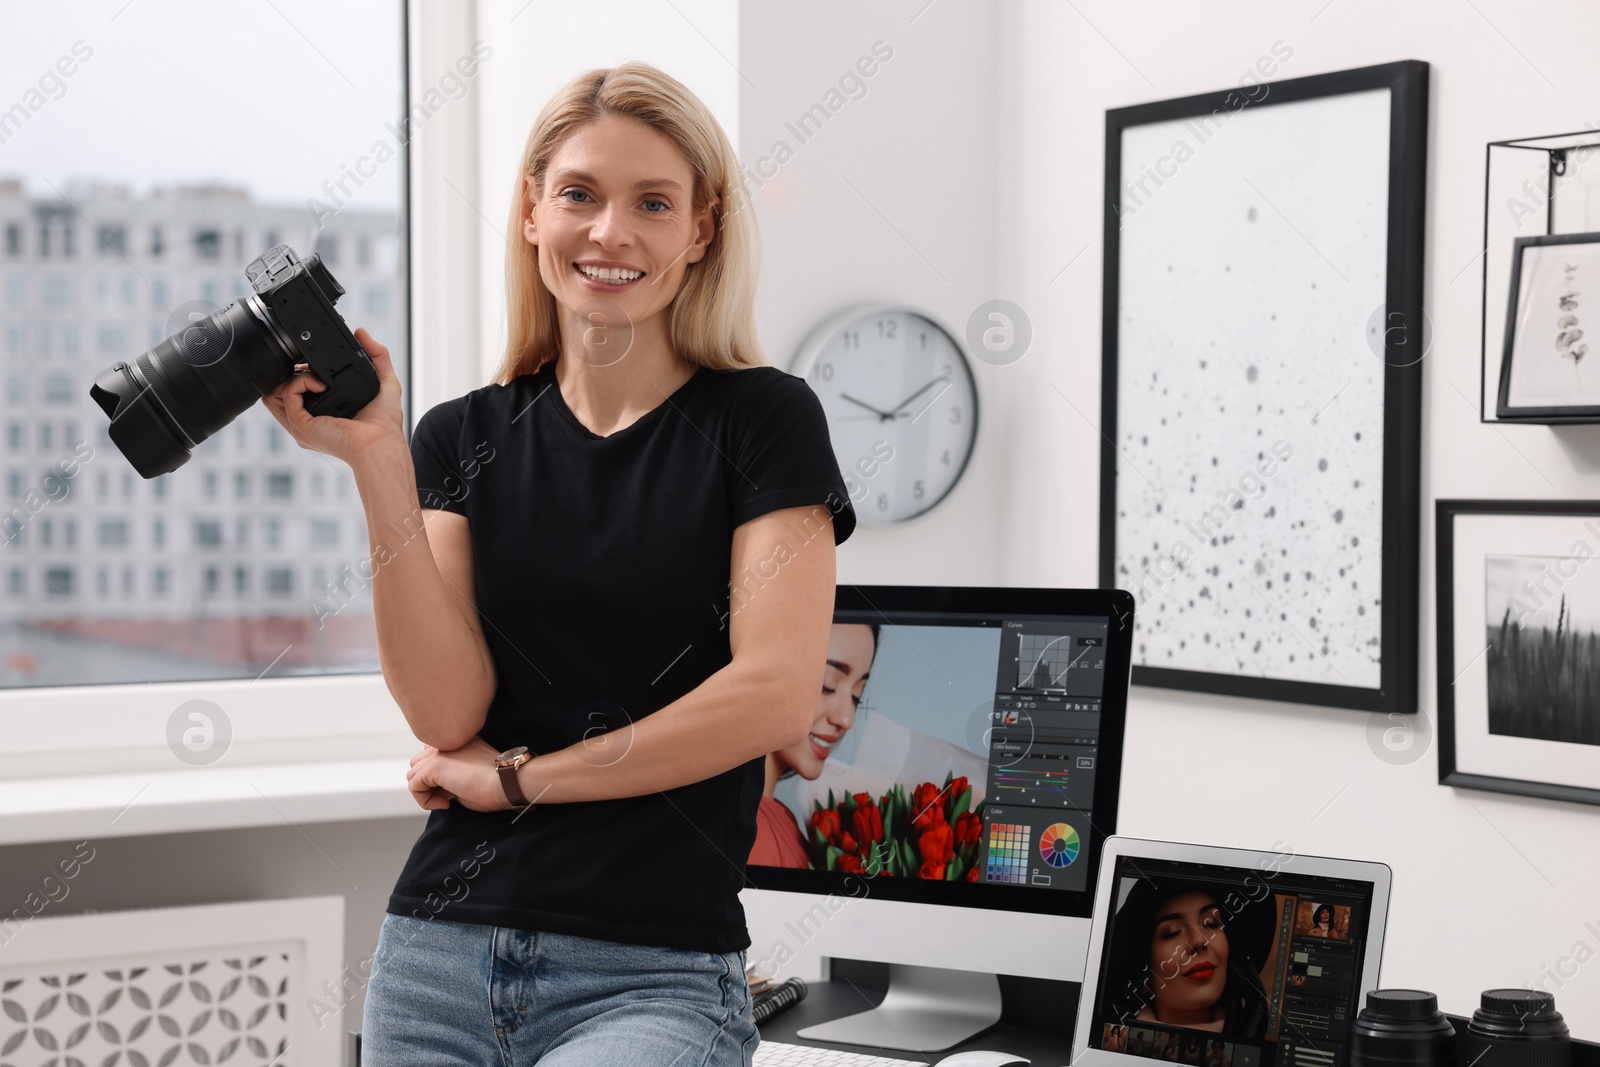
1496, 230, 1600, 422
1437, 499, 1600, 806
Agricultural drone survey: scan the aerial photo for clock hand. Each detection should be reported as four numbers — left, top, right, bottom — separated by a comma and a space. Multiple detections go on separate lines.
838, 392, 899, 420
903, 379, 954, 424
887, 374, 951, 416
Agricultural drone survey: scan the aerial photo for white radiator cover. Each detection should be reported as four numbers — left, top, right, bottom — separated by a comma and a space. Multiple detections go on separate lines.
0, 895, 345, 1067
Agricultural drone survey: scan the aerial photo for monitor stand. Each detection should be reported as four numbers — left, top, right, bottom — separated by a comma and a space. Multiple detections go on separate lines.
795, 963, 1003, 1052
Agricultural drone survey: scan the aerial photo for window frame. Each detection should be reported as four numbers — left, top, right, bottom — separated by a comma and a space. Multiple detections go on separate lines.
0, 0, 489, 778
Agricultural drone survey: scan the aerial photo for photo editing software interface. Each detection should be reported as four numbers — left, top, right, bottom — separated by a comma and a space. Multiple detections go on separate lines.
758, 607, 1112, 892
1088, 856, 1378, 1067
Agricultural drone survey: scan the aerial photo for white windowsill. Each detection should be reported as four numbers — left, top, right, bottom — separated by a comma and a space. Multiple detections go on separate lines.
0, 757, 423, 848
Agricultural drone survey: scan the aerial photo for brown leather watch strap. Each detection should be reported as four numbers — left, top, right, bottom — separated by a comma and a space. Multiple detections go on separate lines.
498, 760, 531, 808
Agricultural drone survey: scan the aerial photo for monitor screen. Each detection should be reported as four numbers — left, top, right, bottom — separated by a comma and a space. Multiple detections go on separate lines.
1086, 854, 1382, 1067
744, 585, 1133, 918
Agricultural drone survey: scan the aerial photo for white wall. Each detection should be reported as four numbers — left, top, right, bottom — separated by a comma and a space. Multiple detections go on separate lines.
730, 0, 1600, 1038
472, 0, 1600, 1035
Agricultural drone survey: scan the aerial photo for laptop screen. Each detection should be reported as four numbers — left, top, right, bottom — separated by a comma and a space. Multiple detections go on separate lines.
1086, 852, 1381, 1067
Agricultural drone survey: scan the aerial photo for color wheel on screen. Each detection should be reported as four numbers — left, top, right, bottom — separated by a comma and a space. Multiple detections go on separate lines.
1039, 823, 1080, 868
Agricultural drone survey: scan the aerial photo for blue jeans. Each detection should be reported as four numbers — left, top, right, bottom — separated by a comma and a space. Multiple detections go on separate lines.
361, 912, 759, 1065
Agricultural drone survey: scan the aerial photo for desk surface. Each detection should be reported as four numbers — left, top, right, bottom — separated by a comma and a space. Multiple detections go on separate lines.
756, 977, 1600, 1067
757, 978, 1071, 1065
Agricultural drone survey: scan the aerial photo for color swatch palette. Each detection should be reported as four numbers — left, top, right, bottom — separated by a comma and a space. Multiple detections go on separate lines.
985, 822, 1031, 884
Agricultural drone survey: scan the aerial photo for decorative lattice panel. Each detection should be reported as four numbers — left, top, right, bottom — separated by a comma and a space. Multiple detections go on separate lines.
2, 951, 293, 1067
0, 897, 343, 1067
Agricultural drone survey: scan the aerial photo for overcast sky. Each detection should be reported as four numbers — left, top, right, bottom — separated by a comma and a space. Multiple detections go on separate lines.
0, 0, 403, 209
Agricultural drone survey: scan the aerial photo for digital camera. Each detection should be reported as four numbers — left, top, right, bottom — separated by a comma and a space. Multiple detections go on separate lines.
90, 244, 380, 478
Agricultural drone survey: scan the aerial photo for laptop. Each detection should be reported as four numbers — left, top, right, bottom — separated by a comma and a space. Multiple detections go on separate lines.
1073, 836, 1392, 1067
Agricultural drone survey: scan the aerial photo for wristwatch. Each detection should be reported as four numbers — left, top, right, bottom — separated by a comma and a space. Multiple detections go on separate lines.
494, 745, 535, 809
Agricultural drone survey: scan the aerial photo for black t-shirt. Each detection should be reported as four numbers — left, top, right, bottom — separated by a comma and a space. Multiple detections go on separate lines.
384, 358, 856, 953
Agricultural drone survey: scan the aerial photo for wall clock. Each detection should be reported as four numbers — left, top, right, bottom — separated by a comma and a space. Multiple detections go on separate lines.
790, 304, 978, 526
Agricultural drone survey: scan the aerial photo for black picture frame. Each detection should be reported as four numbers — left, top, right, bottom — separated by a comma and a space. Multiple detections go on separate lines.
1098, 60, 1427, 714
1436, 499, 1600, 807
1495, 230, 1600, 422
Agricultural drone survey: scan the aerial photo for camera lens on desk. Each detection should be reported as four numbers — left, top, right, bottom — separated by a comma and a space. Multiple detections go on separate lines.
1350, 989, 1457, 1067
1463, 989, 1571, 1067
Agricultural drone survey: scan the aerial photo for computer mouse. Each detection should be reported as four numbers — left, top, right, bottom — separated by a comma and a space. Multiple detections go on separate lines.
933, 1052, 1029, 1067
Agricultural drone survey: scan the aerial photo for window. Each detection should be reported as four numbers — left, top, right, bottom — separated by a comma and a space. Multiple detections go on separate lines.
96, 324, 126, 355
7, 567, 23, 596
43, 372, 73, 403
98, 225, 127, 257
7, 470, 20, 497
366, 284, 391, 316
3, 1, 406, 690
265, 566, 293, 595
97, 519, 129, 547
40, 520, 51, 547
43, 565, 72, 596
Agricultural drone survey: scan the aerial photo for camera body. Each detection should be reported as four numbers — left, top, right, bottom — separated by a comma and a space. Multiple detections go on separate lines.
90, 243, 380, 478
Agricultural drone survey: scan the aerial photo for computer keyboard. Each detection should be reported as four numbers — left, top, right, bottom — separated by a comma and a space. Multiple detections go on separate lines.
752, 1040, 927, 1065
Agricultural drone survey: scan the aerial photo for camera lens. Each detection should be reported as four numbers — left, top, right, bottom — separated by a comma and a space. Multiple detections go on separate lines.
90, 295, 301, 478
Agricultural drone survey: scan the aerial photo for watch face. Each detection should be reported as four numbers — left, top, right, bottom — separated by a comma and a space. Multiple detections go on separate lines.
798, 306, 978, 525
497, 745, 529, 764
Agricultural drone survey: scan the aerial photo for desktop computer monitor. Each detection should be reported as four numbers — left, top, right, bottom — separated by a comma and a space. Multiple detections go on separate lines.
741, 584, 1134, 1051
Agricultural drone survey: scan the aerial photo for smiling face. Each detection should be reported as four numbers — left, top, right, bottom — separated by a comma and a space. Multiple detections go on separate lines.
1147, 890, 1230, 1023
521, 111, 717, 349
773, 624, 877, 780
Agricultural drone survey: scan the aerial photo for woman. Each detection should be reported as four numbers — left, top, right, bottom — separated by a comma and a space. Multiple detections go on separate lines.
1103, 878, 1272, 1039
264, 62, 854, 1065
1305, 903, 1336, 938
748, 623, 878, 867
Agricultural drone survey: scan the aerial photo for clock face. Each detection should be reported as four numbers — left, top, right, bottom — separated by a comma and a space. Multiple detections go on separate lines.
796, 306, 978, 525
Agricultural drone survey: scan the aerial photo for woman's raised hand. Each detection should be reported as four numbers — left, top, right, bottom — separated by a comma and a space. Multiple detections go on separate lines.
260, 326, 406, 467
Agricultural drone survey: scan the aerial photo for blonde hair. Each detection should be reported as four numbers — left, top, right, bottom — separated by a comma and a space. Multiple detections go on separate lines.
492, 61, 766, 384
